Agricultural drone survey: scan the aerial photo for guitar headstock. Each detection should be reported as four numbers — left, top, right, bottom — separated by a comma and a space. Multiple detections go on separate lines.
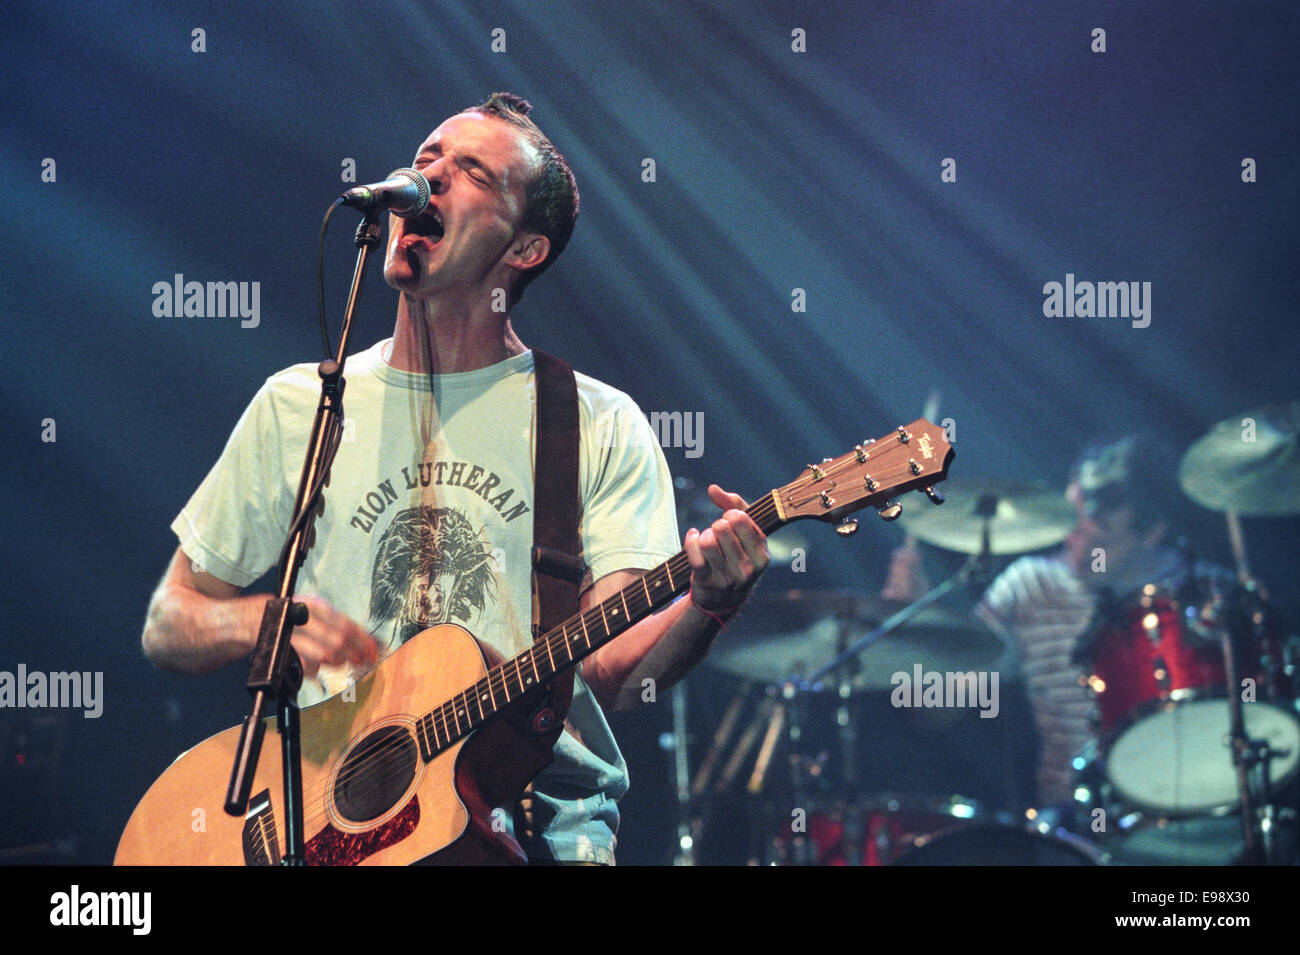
774, 419, 954, 529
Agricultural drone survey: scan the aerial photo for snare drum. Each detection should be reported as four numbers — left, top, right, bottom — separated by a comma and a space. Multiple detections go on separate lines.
1089, 584, 1300, 814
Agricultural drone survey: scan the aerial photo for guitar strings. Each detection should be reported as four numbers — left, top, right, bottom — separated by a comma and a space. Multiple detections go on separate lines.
298, 456, 917, 816
291, 456, 920, 820
283, 444, 932, 832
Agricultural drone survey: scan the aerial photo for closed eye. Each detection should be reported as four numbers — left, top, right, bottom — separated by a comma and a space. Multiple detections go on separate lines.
414, 141, 497, 189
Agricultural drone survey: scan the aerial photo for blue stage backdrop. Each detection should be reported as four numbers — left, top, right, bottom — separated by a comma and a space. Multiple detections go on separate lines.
2, 0, 1296, 866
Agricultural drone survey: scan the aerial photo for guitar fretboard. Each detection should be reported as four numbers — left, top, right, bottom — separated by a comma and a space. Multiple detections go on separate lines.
412, 491, 783, 759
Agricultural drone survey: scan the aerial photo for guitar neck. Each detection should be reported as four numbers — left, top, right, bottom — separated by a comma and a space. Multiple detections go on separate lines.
413, 492, 783, 755
412, 417, 954, 758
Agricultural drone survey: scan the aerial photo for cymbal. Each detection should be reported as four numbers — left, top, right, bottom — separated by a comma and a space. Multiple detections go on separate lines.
708, 589, 1007, 690
894, 478, 1075, 555
1179, 402, 1300, 516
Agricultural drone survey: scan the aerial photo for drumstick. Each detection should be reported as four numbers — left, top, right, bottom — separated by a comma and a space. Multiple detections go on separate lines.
690, 682, 752, 797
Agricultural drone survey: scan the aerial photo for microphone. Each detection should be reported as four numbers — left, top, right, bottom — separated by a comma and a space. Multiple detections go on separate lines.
339, 168, 430, 217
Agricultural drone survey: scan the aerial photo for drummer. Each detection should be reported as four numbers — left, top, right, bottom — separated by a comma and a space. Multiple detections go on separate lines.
884, 433, 1212, 809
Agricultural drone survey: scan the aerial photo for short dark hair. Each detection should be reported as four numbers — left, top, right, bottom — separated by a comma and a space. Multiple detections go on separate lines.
1074, 432, 1177, 532
464, 92, 579, 304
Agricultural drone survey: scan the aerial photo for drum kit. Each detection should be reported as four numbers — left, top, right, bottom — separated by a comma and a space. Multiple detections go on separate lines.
669, 403, 1299, 865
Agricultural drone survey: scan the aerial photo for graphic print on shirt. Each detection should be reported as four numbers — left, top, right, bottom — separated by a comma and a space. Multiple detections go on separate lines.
368, 504, 498, 646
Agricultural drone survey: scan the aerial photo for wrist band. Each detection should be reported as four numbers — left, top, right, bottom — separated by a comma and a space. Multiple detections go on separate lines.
689, 588, 737, 630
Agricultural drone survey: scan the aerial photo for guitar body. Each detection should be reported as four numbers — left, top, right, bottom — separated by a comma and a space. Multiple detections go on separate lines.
115, 624, 554, 866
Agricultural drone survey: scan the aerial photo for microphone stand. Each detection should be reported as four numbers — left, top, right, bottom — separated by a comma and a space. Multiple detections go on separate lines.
223, 209, 384, 865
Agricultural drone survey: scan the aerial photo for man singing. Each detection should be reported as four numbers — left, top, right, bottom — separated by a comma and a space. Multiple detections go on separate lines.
141, 93, 768, 864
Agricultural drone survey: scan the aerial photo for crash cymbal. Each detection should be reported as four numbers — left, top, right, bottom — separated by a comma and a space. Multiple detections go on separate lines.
709, 590, 1007, 690
1179, 402, 1300, 516
894, 478, 1075, 555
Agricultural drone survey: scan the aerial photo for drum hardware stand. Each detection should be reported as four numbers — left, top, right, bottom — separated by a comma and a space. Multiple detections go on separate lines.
776, 687, 819, 865
835, 619, 863, 865
765, 508, 1000, 863
665, 682, 697, 865
1224, 510, 1253, 588
1221, 618, 1262, 864
1218, 509, 1293, 865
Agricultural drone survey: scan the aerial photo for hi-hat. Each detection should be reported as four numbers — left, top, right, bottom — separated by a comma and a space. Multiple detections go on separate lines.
894, 478, 1075, 555
1179, 402, 1300, 516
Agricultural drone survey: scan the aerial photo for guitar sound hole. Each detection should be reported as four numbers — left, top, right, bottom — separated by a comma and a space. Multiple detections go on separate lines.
333, 725, 419, 824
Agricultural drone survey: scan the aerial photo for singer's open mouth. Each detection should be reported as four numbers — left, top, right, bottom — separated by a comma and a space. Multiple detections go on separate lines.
405, 210, 444, 241
397, 210, 443, 262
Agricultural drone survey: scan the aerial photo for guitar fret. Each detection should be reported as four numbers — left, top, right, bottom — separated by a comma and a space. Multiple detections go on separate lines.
536, 644, 555, 682
431, 705, 444, 744
416, 545, 734, 758
542, 629, 557, 673
489, 667, 508, 705
416, 714, 434, 761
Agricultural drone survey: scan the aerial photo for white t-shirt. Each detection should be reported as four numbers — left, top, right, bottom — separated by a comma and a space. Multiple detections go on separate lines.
172, 339, 681, 862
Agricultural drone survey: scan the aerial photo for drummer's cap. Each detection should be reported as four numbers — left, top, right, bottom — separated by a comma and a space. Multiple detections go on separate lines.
1074, 433, 1174, 529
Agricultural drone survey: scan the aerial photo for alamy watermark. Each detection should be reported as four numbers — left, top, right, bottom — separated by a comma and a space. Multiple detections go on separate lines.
49, 885, 150, 935
1, 664, 103, 718
647, 411, 703, 458
890, 664, 999, 718
598, 410, 705, 458
152, 273, 260, 328
1042, 273, 1150, 329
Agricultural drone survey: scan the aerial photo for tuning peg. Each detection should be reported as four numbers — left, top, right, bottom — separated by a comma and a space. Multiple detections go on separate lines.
835, 517, 859, 537
877, 501, 903, 521
924, 486, 944, 505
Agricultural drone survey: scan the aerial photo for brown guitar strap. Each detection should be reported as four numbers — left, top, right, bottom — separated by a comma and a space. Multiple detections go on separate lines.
526, 348, 583, 738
